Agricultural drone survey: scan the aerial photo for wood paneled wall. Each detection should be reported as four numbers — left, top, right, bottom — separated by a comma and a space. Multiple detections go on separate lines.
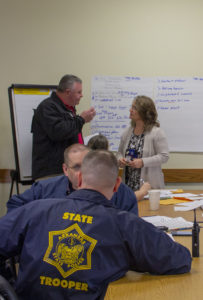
162, 169, 203, 183
0, 169, 11, 183
1, 169, 203, 183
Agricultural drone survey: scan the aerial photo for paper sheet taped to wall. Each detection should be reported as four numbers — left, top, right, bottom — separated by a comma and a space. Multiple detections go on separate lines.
91, 75, 203, 152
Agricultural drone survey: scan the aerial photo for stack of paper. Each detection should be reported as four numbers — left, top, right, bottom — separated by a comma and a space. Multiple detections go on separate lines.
174, 200, 203, 211
145, 190, 203, 206
142, 215, 193, 230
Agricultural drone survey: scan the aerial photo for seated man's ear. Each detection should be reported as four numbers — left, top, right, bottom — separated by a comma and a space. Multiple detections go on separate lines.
62, 163, 68, 177
78, 171, 83, 188
113, 176, 122, 193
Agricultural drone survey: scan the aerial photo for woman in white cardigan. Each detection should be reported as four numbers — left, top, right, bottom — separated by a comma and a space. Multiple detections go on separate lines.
117, 95, 169, 190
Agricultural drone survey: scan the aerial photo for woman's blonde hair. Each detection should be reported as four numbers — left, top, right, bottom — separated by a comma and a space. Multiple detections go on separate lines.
131, 95, 160, 131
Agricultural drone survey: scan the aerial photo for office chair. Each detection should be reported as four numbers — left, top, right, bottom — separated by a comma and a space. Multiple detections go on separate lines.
0, 275, 18, 300
0, 258, 17, 288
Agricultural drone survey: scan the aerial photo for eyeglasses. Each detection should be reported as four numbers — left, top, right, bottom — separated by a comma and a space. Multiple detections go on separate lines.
131, 105, 137, 111
67, 164, 81, 171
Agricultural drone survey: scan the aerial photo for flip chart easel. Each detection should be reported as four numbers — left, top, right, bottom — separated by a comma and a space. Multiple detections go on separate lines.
8, 84, 57, 193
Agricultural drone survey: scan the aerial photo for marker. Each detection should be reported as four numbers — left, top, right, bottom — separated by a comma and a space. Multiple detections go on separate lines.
157, 226, 168, 232
171, 231, 192, 236
172, 227, 193, 231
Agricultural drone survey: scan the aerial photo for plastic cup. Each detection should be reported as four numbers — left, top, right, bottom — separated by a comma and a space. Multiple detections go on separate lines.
148, 189, 160, 210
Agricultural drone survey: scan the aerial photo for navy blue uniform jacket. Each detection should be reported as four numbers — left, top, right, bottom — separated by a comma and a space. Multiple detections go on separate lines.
7, 175, 138, 215
0, 189, 191, 300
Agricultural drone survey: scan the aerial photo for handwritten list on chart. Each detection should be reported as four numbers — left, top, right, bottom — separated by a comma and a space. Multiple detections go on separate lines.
91, 76, 203, 152
91, 76, 154, 151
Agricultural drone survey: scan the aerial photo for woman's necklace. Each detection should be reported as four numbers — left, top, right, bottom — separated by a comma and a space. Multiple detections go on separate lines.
134, 125, 144, 135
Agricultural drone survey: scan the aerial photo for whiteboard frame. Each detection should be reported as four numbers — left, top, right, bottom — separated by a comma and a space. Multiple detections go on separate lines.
8, 84, 57, 184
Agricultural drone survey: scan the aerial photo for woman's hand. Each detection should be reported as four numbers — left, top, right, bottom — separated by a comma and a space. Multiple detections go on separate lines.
128, 158, 143, 169
118, 157, 129, 167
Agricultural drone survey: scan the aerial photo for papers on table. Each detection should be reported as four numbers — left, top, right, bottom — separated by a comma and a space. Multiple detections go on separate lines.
160, 199, 189, 205
159, 189, 185, 198
144, 189, 173, 199
187, 196, 203, 201
174, 200, 203, 211
160, 191, 201, 200
144, 190, 197, 200
142, 190, 203, 229
142, 216, 193, 230
171, 193, 200, 198
145, 189, 203, 206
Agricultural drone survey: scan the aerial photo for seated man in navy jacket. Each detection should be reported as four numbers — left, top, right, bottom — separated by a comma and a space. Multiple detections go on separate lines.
0, 150, 191, 300
7, 144, 150, 215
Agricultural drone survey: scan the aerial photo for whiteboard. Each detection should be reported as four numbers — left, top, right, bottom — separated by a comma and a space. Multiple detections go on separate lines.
91, 76, 203, 152
9, 84, 57, 183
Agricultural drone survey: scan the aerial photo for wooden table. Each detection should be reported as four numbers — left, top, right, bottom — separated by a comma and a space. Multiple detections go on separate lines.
105, 191, 203, 300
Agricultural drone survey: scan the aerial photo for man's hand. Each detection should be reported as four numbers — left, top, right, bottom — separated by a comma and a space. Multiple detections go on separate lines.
80, 107, 96, 123
140, 182, 151, 196
135, 182, 151, 201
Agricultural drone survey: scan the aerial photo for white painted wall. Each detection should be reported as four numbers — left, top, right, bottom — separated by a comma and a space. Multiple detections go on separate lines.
1, 0, 203, 216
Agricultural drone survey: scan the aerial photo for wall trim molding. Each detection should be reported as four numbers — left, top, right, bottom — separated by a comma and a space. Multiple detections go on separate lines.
0, 169, 11, 183
1, 168, 203, 183
162, 169, 203, 183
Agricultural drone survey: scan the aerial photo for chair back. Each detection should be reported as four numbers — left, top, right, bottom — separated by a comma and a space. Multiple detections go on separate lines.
0, 275, 18, 300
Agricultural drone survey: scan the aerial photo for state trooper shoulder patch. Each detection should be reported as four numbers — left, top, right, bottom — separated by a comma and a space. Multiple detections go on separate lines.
43, 223, 97, 278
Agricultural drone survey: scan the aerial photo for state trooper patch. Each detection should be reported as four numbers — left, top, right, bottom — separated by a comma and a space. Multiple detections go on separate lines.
43, 223, 97, 278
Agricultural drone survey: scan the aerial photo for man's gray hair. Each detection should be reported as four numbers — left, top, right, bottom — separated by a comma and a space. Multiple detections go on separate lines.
64, 144, 89, 165
57, 74, 82, 92
81, 150, 118, 189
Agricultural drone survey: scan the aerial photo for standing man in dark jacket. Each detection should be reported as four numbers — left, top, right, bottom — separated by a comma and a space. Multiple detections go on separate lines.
31, 74, 96, 180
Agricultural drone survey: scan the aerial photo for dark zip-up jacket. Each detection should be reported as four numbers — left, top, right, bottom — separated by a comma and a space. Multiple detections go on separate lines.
31, 92, 85, 179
